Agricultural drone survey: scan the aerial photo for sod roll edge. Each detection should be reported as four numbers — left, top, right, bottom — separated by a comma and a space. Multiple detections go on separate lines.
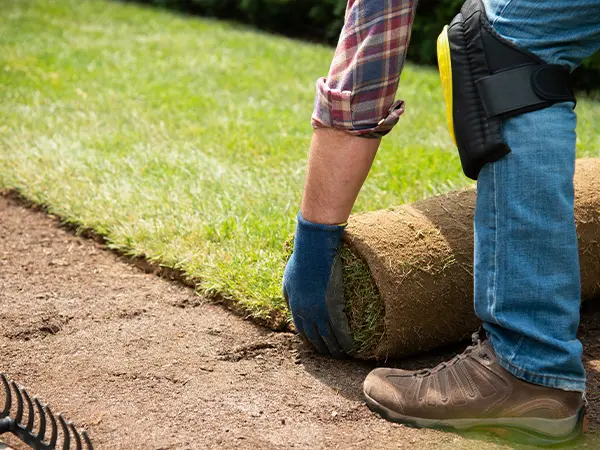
344, 158, 600, 360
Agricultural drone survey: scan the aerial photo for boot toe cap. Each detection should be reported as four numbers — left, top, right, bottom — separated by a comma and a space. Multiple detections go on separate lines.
364, 368, 405, 413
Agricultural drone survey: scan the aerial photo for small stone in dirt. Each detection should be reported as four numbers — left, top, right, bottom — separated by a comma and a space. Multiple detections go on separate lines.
331, 411, 338, 418
49, 259, 69, 266
206, 327, 223, 336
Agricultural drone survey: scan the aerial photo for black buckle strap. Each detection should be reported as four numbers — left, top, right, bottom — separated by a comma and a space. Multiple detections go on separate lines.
476, 64, 575, 119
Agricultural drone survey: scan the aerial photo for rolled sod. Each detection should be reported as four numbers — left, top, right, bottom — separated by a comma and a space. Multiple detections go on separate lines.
343, 158, 600, 359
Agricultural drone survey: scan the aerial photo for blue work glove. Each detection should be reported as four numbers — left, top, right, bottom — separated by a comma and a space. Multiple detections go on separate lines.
283, 213, 356, 358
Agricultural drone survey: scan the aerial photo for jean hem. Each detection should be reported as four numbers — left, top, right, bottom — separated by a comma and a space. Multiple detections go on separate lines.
494, 350, 586, 393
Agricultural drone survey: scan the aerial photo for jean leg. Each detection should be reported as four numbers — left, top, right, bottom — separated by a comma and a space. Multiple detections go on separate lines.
475, 0, 600, 392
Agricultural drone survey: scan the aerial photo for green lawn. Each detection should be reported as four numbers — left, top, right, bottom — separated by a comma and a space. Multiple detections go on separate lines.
2, 0, 600, 325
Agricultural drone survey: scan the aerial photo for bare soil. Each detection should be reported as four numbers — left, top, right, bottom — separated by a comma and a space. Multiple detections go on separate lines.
1, 193, 599, 449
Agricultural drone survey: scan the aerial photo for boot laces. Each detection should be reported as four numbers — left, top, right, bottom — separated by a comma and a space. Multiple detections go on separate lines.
415, 330, 485, 377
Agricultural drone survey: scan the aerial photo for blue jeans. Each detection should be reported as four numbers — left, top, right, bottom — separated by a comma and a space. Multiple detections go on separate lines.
477, 0, 600, 392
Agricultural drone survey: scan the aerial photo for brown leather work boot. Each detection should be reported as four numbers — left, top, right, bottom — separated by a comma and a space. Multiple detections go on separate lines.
364, 332, 587, 446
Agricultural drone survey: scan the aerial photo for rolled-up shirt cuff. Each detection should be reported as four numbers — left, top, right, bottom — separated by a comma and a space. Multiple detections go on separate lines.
311, 77, 405, 139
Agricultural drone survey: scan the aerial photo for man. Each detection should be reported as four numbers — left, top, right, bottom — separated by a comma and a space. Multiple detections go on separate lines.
283, 0, 600, 445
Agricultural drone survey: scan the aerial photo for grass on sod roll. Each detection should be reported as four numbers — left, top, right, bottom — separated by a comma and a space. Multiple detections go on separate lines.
2, 0, 600, 336
340, 246, 384, 355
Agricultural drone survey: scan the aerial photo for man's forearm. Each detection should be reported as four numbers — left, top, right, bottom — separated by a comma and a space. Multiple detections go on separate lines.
301, 129, 380, 225
302, 0, 417, 225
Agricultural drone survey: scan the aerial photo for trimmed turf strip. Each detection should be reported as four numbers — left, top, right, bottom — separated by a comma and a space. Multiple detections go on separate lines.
2, 0, 600, 327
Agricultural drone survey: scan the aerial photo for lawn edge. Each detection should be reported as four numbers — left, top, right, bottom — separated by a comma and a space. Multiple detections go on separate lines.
1, 188, 291, 333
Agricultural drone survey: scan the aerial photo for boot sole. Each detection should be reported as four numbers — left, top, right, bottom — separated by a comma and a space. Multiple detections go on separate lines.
364, 392, 587, 447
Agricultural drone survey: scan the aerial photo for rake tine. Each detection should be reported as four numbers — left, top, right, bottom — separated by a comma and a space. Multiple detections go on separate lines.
82, 430, 94, 450
0, 374, 93, 450
47, 404, 59, 447
22, 387, 35, 431
68, 422, 82, 450
11, 381, 23, 425
0, 417, 12, 434
1, 374, 11, 416
34, 396, 47, 442
58, 414, 70, 450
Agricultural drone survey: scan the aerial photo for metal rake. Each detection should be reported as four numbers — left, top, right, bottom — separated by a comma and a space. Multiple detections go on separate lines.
0, 373, 93, 450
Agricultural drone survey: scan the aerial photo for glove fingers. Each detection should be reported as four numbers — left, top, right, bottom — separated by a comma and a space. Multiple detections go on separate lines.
304, 323, 330, 355
285, 288, 307, 337
322, 322, 346, 359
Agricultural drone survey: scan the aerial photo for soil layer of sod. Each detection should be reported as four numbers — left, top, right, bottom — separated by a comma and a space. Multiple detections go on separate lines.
3, 195, 600, 449
344, 159, 600, 359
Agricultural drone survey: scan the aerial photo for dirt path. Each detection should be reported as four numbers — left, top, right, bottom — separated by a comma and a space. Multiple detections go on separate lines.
1, 193, 599, 450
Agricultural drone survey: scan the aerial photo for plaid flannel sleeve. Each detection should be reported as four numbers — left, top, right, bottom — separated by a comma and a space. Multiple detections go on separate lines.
312, 0, 417, 138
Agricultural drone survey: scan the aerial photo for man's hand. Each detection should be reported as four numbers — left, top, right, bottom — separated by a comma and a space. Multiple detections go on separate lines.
283, 214, 355, 358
